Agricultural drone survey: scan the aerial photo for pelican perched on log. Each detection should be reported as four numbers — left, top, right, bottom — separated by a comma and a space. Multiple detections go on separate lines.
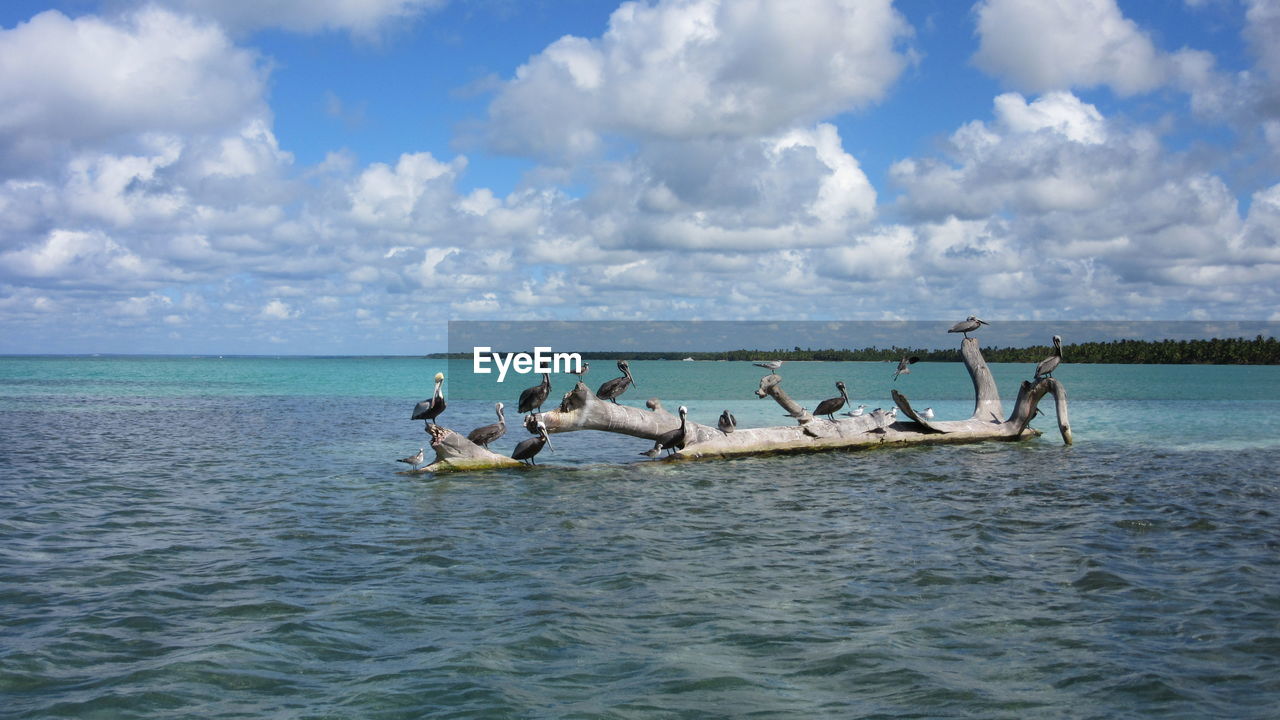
813, 381, 849, 420
397, 447, 424, 470
512, 417, 551, 465
893, 356, 920, 382
518, 373, 551, 413
718, 409, 736, 434
466, 402, 506, 448
948, 316, 989, 338
596, 360, 636, 404
569, 361, 590, 384
753, 360, 783, 374
411, 372, 446, 426
1035, 335, 1064, 380
643, 405, 688, 458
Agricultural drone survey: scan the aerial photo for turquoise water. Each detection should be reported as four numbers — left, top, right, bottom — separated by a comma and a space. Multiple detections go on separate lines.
2, 356, 1279, 718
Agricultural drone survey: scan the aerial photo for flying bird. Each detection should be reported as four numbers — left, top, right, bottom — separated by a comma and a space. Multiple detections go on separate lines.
596, 360, 637, 404
813, 381, 850, 420
512, 417, 552, 465
893, 356, 920, 382
948, 316, 989, 338
1035, 335, 1064, 380
397, 447, 425, 470
411, 372, 447, 426
518, 372, 551, 413
467, 402, 507, 449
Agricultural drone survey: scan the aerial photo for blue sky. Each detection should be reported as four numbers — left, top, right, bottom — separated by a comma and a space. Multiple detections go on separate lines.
0, 0, 1277, 354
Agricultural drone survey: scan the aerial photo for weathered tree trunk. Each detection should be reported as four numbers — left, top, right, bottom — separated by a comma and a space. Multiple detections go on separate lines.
405, 337, 1071, 473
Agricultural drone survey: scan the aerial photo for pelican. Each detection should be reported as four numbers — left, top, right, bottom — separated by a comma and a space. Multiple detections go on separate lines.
919, 407, 935, 420
843, 404, 867, 417
518, 372, 551, 413
893, 356, 920, 382
596, 360, 637, 404
466, 402, 506, 448
411, 372, 446, 426
1035, 335, 1064, 380
948, 316, 989, 338
753, 360, 783, 374
813, 381, 849, 420
718, 409, 736, 434
643, 405, 688, 458
397, 447, 425, 470
512, 418, 552, 465
569, 361, 590, 384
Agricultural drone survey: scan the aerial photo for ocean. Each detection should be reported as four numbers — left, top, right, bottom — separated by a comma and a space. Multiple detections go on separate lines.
2, 355, 1278, 718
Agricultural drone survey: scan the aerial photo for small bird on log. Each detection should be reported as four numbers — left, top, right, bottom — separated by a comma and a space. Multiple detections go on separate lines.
948, 316, 989, 338
397, 447, 425, 470
643, 405, 688, 458
718, 409, 736, 434
411, 372, 447, 427
518, 372, 551, 413
1035, 335, 1064, 380
467, 402, 507, 448
512, 417, 552, 465
919, 407, 935, 420
868, 408, 888, 432
893, 356, 920, 382
569, 361, 590, 384
597, 360, 637, 403
753, 360, 783, 373
813, 381, 850, 420
843, 404, 867, 417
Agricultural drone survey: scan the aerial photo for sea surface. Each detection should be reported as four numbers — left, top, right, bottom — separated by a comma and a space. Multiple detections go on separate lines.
2, 355, 1278, 718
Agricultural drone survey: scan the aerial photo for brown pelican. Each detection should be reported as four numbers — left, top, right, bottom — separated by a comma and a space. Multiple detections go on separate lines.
718, 409, 736, 434
1035, 335, 1063, 380
518, 372, 551, 413
397, 447, 424, 470
512, 417, 552, 465
948, 316, 989, 338
753, 360, 783, 373
596, 360, 637, 404
813, 381, 849, 420
893, 356, 920, 382
466, 402, 506, 448
569, 361, 590, 384
411, 372, 446, 426
642, 405, 688, 458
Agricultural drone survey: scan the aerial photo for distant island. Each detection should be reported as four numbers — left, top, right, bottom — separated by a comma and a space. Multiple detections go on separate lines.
429, 335, 1280, 365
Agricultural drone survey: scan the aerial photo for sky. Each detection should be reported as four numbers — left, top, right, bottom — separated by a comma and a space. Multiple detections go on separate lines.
0, 0, 1277, 355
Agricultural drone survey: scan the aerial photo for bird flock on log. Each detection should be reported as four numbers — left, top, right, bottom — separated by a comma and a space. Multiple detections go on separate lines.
396, 317, 1068, 470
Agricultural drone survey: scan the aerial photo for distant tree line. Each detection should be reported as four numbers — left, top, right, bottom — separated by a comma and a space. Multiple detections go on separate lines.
431, 335, 1280, 365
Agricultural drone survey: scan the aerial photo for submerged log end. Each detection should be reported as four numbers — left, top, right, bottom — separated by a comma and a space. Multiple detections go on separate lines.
405, 424, 523, 474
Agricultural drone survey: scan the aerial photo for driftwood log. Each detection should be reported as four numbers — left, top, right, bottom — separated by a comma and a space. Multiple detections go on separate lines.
405, 337, 1071, 474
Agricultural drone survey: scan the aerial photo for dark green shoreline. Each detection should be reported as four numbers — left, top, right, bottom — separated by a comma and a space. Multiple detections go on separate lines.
428, 335, 1280, 365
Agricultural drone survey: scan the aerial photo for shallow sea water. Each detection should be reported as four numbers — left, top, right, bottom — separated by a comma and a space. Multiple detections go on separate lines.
2, 356, 1278, 718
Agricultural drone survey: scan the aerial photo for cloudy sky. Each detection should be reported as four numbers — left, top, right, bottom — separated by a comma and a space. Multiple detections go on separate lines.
1, 0, 1277, 354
